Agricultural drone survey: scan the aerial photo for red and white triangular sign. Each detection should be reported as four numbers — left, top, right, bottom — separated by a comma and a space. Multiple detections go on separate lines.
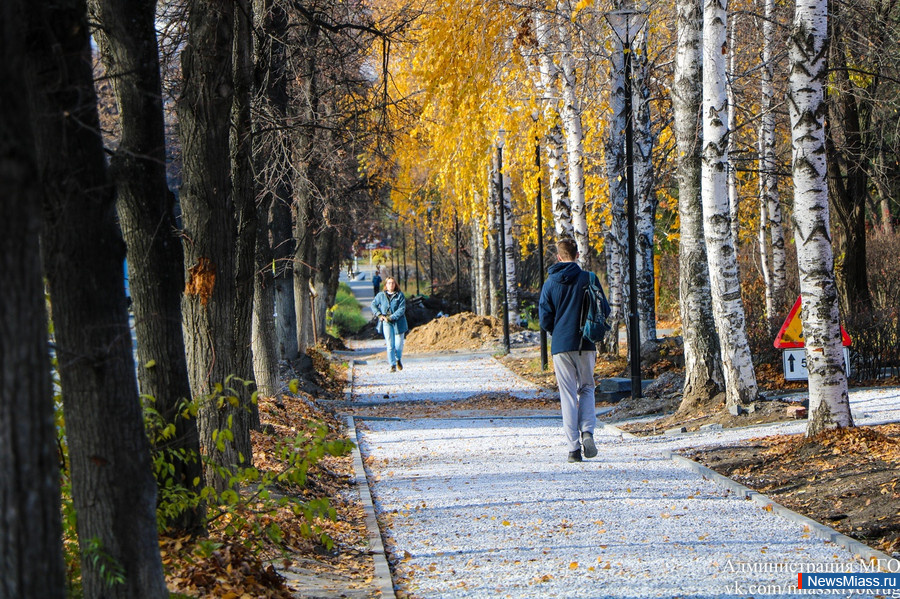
773, 296, 852, 348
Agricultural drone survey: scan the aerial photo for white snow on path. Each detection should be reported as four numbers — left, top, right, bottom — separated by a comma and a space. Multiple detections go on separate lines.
351, 354, 545, 404
352, 354, 900, 598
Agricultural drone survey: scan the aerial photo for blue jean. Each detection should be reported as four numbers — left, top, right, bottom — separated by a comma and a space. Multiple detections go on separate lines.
382, 322, 405, 366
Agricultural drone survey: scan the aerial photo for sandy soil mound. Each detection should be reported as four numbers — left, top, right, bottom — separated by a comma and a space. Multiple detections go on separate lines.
404, 312, 507, 352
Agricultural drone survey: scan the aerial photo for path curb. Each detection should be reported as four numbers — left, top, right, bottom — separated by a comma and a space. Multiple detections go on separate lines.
345, 415, 396, 599
601, 422, 893, 566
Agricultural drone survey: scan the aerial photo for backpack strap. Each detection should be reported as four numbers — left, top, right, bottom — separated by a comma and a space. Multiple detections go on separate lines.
577, 270, 591, 354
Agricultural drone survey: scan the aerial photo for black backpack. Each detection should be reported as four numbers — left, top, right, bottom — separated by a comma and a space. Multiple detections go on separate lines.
579, 271, 612, 344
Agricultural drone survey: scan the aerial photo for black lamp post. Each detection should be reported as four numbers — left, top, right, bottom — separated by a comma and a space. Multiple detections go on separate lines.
455, 211, 461, 313
496, 131, 511, 354
402, 225, 408, 291
606, 8, 648, 400
414, 221, 420, 295
427, 203, 434, 296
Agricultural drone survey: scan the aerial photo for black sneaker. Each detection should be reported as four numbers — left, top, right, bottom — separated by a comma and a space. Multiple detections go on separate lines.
581, 432, 597, 459
390, 365, 396, 372
568, 449, 582, 463
397, 360, 403, 371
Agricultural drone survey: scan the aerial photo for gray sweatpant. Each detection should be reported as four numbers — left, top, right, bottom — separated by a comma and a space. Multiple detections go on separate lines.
552, 350, 597, 452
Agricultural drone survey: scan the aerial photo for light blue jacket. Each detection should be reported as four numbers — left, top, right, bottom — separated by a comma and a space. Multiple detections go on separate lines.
371, 291, 409, 335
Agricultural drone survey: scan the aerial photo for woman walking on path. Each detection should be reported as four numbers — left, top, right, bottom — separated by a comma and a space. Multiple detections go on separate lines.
371, 277, 408, 372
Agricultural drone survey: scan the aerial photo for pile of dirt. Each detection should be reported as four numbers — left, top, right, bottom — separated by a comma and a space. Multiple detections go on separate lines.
404, 312, 510, 352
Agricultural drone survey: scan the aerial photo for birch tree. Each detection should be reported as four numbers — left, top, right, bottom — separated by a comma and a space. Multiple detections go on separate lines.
557, 6, 590, 262
701, 0, 758, 411
757, 0, 787, 323
632, 24, 658, 343
604, 36, 628, 356
531, 9, 574, 238
673, 0, 725, 410
501, 167, 519, 323
788, 0, 853, 435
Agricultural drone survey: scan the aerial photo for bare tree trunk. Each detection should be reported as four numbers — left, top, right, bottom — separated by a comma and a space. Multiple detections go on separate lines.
232, 0, 260, 429
826, 1, 873, 315
273, 198, 298, 358
702, 0, 758, 411
252, 203, 280, 397
24, 0, 167, 594
673, 0, 725, 411
0, 11, 65, 591
86, 0, 204, 531
253, 0, 297, 361
294, 186, 317, 353
788, 0, 853, 436
179, 0, 254, 490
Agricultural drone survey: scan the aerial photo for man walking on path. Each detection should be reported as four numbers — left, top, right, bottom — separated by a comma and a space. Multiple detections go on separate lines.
539, 238, 599, 462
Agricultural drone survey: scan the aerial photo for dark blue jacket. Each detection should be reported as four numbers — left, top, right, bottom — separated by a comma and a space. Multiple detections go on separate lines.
539, 261, 594, 355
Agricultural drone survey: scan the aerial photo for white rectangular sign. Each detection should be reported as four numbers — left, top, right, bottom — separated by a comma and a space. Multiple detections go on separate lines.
782, 347, 850, 381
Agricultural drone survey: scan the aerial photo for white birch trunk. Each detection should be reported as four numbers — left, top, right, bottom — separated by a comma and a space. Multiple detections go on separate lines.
758, 165, 774, 318
726, 18, 740, 246
487, 161, 501, 318
546, 122, 573, 237
760, 0, 787, 317
702, 0, 758, 411
674, 0, 725, 409
788, 0, 853, 436
472, 215, 488, 316
633, 28, 657, 343
502, 170, 519, 323
604, 41, 628, 355
557, 17, 589, 262
532, 10, 574, 239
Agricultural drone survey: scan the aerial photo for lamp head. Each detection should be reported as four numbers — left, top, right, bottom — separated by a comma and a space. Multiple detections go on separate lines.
605, 9, 648, 46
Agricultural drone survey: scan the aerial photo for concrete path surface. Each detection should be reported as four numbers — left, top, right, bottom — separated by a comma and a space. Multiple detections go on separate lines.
347, 352, 900, 598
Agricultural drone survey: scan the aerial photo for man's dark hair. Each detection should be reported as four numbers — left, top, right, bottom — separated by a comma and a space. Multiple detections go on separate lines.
556, 238, 577, 261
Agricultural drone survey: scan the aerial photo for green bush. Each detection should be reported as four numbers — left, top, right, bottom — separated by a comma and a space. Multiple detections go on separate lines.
329, 283, 368, 337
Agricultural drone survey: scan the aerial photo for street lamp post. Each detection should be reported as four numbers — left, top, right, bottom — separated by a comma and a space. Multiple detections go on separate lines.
455, 211, 461, 313
496, 131, 511, 354
427, 203, 434, 295
414, 222, 420, 295
606, 8, 648, 400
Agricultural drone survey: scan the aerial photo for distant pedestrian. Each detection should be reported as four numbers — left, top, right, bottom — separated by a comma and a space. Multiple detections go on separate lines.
538, 238, 600, 463
371, 277, 408, 372
372, 270, 382, 295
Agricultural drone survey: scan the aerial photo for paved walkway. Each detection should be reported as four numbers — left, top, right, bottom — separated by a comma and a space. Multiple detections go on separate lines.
345, 352, 900, 598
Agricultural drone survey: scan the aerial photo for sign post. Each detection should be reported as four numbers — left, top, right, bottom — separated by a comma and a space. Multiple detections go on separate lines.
774, 296, 851, 381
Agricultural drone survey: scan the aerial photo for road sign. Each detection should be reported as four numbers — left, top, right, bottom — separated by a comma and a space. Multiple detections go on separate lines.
773, 296, 852, 348
782, 347, 850, 381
